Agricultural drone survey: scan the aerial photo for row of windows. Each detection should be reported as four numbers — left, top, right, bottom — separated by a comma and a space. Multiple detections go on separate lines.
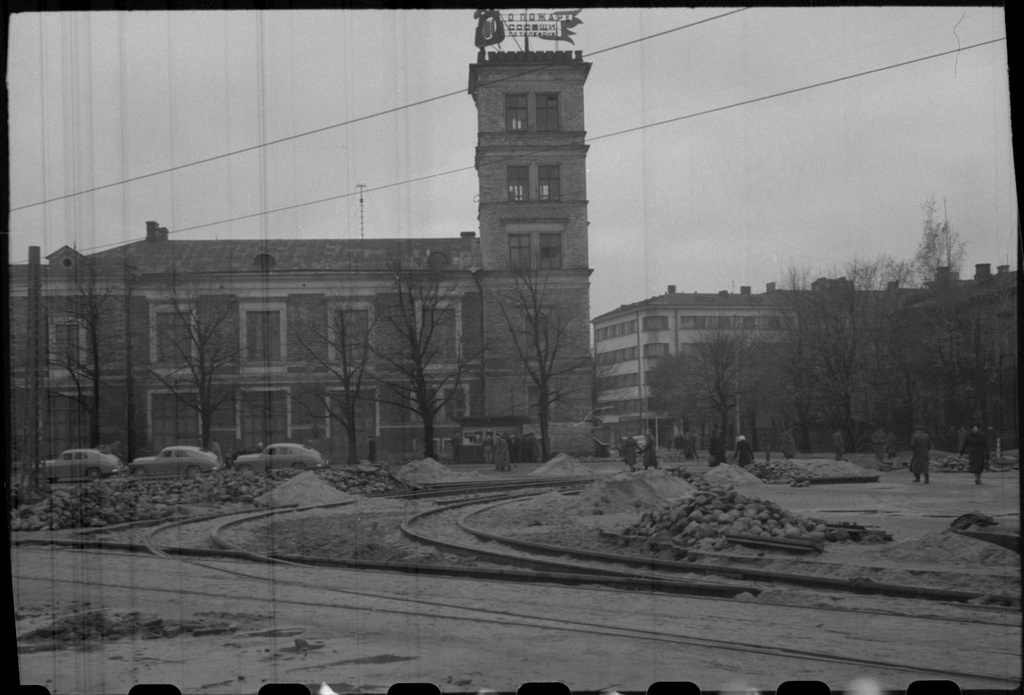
596, 314, 784, 340
507, 165, 560, 202
595, 346, 638, 366
594, 319, 638, 342
603, 372, 640, 389
505, 93, 559, 132
509, 232, 562, 270
604, 399, 641, 414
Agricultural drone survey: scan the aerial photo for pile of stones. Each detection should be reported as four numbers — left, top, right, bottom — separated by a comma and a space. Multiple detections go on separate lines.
10, 466, 409, 532
621, 485, 830, 552
745, 460, 818, 486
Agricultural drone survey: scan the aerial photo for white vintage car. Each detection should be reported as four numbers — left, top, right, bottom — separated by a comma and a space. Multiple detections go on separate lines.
41, 449, 124, 482
231, 443, 325, 473
129, 446, 220, 478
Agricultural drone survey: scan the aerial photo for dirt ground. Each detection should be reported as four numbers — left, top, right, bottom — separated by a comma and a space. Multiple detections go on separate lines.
10, 456, 1021, 693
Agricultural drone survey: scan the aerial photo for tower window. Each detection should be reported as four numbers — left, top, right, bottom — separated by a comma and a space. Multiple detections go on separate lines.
505, 94, 528, 131
508, 166, 529, 202
509, 234, 531, 270
539, 233, 562, 269
537, 165, 560, 201
536, 93, 560, 131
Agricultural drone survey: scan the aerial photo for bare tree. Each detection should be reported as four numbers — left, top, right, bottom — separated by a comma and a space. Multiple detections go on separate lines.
493, 269, 591, 461
292, 295, 379, 465
48, 262, 120, 447
914, 195, 966, 285
147, 283, 239, 449
372, 261, 479, 460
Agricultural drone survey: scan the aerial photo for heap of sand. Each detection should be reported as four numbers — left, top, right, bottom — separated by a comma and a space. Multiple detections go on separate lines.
704, 463, 763, 487
529, 453, 592, 477
394, 458, 482, 485
578, 469, 698, 512
254, 471, 355, 508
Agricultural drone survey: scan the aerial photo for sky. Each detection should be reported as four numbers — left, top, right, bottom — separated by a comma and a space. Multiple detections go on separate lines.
5, 8, 1016, 319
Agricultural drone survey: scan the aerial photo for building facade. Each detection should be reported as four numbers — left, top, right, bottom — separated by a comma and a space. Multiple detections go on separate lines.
8, 49, 595, 464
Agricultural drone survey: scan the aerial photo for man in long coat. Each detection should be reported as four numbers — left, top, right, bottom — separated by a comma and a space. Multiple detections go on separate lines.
909, 425, 931, 483
642, 431, 658, 469
958, 424, 990, 485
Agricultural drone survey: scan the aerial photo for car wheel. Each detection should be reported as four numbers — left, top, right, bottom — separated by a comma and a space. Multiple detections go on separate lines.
86, 468, 101, 480
236, 463, 254, 473
291, 462, 306, 471
132, 467, 147, 477
185, 465, 201, 479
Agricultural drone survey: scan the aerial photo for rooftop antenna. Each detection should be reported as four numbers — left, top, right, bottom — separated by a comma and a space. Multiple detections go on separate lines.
356, 184, 367, 240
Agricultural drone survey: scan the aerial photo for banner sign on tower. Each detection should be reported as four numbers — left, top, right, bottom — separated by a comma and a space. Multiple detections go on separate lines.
475, 9, 583, 48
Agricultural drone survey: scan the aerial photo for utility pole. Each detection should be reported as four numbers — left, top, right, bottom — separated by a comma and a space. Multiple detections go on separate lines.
357, 184, 367, 240
27, 247, 45, 488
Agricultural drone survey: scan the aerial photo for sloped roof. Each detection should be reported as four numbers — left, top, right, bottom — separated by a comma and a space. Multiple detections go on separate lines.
593, 290, 790, 323
87, 237, 479, 274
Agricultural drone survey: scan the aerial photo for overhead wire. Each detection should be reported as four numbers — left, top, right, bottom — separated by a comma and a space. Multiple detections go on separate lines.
9, 28, 1007, 260
9, 8, 749, 214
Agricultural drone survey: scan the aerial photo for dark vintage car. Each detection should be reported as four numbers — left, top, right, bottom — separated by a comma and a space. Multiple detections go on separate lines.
41, 449, 124, 482
128, 446, 220, 478
231, 443, 325, 473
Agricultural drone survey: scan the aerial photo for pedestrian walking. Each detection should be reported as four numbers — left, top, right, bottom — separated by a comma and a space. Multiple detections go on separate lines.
709, 430, 725, 467
367, 435, 377, 464
909, 425, 931, 483
642, 431, 658, 469
958, 424, 990, 485
832, 430, 845, 461
884, 429, 898, 461
622, 434, 638, 472
871, 427, 887, 463
732, 435, 753, 467
494, 434, 511, 471
777, 429, 797, 460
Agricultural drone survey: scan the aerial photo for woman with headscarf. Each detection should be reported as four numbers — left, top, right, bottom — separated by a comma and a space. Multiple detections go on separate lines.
958, 423, 990, 485
732, 435, 753, 467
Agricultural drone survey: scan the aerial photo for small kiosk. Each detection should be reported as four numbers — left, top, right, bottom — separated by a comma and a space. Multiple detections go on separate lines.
454, 416, 531, 464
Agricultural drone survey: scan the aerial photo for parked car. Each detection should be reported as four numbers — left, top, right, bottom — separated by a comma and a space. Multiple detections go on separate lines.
41, 449, 124, 482
128, 446, 219, 478
231, 443, 325, 473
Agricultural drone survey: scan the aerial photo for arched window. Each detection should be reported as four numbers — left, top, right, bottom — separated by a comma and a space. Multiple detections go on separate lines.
253, 253, 275, 270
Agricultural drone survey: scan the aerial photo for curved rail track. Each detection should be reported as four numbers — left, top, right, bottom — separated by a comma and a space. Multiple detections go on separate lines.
12, 476, 1021, 687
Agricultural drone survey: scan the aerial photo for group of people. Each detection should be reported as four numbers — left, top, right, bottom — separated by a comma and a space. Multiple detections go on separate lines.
672, 432, 699, 460
620, 431, 658, 471
473, 431, 541, 471
905, 423, 991, 485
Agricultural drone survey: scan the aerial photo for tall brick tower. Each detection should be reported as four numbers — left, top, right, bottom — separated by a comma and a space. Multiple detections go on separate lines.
468, 49, 594, 453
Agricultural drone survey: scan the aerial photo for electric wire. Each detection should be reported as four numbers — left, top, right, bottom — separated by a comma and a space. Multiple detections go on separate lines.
9, 9, 748, 215
9, 33, 1007, 261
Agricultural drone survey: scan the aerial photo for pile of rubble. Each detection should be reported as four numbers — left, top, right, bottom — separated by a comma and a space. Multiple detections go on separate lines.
936, 453, 1019, 472
18, 610, 239, 651
620, 478, 889, 552
578, 469, 698, 513
745, 458, 871, 486
10, 466, 409, 532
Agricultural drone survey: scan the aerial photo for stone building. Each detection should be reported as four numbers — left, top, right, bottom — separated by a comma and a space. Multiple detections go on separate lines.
8, 49, 595, 464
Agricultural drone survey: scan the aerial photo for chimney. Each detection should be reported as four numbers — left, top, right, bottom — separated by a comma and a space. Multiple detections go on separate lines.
740, 286, 751, 295
157, 226, 169, 242
997, 265, 1009, 275
974, 264, 991, 281
667, 285, 676, 295
886, 280, 900, 291
766, 282, 775, 293
460, 231, 476, 239
718, 290, 728, 296
146, 220, 159, 242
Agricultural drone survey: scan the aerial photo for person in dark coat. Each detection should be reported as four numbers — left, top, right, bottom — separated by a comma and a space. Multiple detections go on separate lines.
958, 424, 990, 485
483, 432, 495, 468
367, 435, 377, 464
494, 434, 511, 471
884, 429, 898, 461
871, 427, 887, 463
708, 430, 725, 467
909, 425, 931, 483
622, 435, 638, 472
732, 435, 753, 467
642, 431, 658, 469
451, 432, 462, 465
832, 430, 845, 461
509, 434, 521, 464
777, 429, 797, 459
521, 433, 535, 463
